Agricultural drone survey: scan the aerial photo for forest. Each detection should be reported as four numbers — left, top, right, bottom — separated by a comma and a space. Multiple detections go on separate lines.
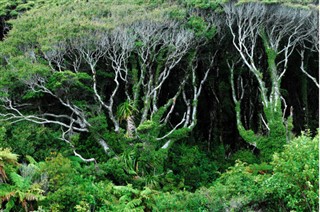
0, 0, 318, 211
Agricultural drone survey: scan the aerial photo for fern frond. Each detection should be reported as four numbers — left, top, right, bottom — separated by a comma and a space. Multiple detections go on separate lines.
114, 184, 139, 195
0, 185, 15, 202
25, 192, 44, 201
140, 187, 154, 199
25, 155, 37, 165
4, 198, 15, 212
0, 148, 18, 164
119, 195, 131, 203
0, 164, 8, 182
9, 172, 30, 189
126, 198, 142, 209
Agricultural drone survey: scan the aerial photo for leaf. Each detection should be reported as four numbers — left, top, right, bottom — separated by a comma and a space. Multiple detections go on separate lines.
4, 198, 15, 212
9, 172, 30, 190
0, 148, 19, 164
126, 198, 142, 209
25, 155, 37, 165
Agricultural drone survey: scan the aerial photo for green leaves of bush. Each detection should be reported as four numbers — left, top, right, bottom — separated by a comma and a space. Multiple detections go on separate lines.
200, 132, 319, 211
265, 132, 319, 211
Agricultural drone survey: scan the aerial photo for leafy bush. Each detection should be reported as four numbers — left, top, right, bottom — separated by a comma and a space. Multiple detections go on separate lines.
231, 149, 259, 164
168, 144, 219, 191
194, 132, 319, 211
0, 123, 68, 161
263, 131, 319, 211
205, 161, 269, 211
152, 190, 208, 211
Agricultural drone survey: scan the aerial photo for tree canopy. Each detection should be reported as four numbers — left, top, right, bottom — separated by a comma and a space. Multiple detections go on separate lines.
0, 0, 318, 211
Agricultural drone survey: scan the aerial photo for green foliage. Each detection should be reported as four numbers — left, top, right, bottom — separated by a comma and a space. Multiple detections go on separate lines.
117, 100, 138, 122
188, 132, 319, 211
0, 0, 34, 18
0, 154, 44, 212
0, 0, 318, 210
182, 0, 226, 10
137, 120, 156, 133
3, 0, 186, 55
187, 16, 207, 36
112, 184, 146, 211
0, 148, 18, 182
46, 71, 92, 96
159, 127, 190, 142
0, 132, 317, 211
231, 149, 259, 164
187, 16, 216, 39
40, 153, 76, 191
0, 148, 18, 164
152, 190, 204, 211
0, 122, 69, 161
236, 103, 287, 161
102, 142, 168, 187
103, 157, 132, 184
247, 162, 273, 175
238, 0, 316, 6
168, 144, 219, 190
258, 112, 287, 161
206, 161, 269, 211
264, 132, 319, 211
38, 153, 114, 211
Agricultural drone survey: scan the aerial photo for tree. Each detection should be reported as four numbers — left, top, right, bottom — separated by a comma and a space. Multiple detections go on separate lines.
224, 2, 314, 160
0, 0, 214, 171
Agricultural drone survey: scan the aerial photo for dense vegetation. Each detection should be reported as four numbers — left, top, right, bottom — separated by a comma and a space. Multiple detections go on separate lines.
0, 0, 318, 211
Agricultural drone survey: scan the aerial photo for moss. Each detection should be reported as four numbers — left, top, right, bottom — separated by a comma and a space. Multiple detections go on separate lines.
137, 120, 156, 132
237, 100, 286, 161
167, 127, 191, 141
151, 100, 173, 124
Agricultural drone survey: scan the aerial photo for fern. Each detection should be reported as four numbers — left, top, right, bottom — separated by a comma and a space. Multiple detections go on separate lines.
9, 172, 30, 190
0, 148, 19, 182
0, 148, 19, 164
140, 187, 154, 199
126, 198, 143, 209
113, 184, 139, 195
0, 184, 14, 199
25, 155, 37, 165
4, 198, 15, 212
20, 163, 40, 180
120, 194, 133, 202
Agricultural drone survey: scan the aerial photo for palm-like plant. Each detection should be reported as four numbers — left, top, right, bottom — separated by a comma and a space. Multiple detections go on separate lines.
117, 100, 138, 138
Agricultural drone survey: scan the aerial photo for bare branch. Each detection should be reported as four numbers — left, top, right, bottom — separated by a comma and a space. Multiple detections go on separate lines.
98, 139, 110, 154
188, 53, 214, 130
259, 114, 270, 132
298, 49, 319, 88
156, 113, 186, 141
59, 119, 96, 163
161, 139, 172, 149
224, 2, 269, 107
0, 96, 88, 132
281, 96, 288, 122
42, 41, 68, 72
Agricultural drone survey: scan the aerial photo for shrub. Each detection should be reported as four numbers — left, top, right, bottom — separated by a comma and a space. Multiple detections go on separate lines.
263, 132, 319, 211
